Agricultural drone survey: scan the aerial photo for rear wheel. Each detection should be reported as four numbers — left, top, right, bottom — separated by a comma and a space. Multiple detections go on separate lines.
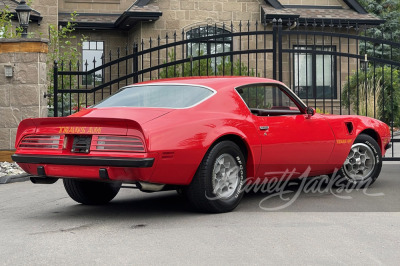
185, 141, 246, 213
331, 134, 382, 188
63, 179, 121, 205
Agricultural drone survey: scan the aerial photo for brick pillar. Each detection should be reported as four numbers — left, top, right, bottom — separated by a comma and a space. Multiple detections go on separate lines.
0, 39, 48, 150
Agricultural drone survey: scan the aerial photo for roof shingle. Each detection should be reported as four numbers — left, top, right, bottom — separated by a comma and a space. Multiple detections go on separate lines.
262, 5, 382, 24
0, 0, 42, 22
58, 4, 162, 30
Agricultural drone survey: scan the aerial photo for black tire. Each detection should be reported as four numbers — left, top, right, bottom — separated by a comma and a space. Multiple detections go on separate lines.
176, 188, 186, 197
63, 179, 121, 205
330, 134, 382, 188
185, 141, 246, 213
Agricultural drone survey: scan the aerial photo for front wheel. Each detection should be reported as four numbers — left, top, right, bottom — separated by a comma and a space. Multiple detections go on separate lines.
331, 134, 382, 188
185, 141, 246, 213
63, 179, 121, 205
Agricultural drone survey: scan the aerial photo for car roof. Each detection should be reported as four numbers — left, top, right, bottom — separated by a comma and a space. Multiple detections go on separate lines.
135, 76, 283, 92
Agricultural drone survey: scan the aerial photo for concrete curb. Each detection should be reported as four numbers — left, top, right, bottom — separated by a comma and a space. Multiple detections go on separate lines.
0, 174, 30, 184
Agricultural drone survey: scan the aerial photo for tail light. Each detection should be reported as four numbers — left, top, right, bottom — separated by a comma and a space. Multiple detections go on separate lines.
91, 135, 145, 153
19, 135, 64, 150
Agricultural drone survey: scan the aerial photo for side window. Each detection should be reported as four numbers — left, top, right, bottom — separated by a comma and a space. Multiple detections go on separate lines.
237, 85, 300, 115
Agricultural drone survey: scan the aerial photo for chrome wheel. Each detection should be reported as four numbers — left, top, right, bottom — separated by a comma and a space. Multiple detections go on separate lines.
185, 140, 246, 213
212, 153, 240, 199
343, 143, 376, 182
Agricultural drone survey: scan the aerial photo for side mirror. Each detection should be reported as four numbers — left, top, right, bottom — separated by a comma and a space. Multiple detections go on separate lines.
306, 107, 315, 119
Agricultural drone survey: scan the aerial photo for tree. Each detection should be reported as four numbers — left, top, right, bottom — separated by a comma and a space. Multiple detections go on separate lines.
47, 12, 86, 117
358, 0, 400, 60
0, 4, 22, 38
342, 65, 400, 126
344, 0, 400, 127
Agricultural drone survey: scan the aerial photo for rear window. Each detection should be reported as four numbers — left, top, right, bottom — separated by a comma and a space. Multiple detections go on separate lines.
94, 84, 214, 109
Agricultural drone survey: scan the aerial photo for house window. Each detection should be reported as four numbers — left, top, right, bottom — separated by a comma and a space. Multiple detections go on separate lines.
186, 26, 232, 71
82, 41, 104, 86
293, 46, 337, 99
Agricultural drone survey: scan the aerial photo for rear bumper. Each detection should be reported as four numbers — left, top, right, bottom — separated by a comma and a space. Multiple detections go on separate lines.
12, 154, 154, 168
12, 152, 196, 185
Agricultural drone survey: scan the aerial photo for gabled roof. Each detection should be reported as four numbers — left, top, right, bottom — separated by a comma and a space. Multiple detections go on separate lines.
0, 0, 42, 24
59, 3, 162, 30
262, 0, 383, 25
58, 13, 119, 30
264, 0, 367, 13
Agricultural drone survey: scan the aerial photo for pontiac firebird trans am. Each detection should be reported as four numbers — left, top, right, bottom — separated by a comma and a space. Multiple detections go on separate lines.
12, 77, 391, 213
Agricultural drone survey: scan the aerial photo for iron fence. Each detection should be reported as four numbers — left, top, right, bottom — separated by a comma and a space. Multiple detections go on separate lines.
53, 19, 400, 160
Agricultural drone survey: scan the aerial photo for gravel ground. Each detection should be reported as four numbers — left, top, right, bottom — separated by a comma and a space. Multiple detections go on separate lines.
0, 162, 26, 177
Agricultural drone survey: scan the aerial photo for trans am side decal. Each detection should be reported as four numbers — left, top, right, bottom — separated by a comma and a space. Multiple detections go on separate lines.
336, 139, 353, 144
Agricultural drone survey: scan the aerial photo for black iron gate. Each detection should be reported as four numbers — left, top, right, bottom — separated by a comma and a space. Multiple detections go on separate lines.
52, 19, 400, 160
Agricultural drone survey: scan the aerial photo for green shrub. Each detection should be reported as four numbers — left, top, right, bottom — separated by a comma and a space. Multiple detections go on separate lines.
0, 4, 22, 38
342, 65, 400, 127
47, 12, 87, 117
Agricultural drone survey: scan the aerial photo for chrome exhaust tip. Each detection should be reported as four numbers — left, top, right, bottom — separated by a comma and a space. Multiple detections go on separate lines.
137, 182, 165, 192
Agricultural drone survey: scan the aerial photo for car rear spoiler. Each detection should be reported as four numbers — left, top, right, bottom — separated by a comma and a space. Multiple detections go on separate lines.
15, 117, 145, 149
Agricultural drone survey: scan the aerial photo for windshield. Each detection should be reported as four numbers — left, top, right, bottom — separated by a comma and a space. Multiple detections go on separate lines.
94, 84, 215, 109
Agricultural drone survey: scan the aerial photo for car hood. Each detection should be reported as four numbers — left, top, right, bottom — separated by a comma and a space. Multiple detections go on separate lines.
69, 107, 174, 124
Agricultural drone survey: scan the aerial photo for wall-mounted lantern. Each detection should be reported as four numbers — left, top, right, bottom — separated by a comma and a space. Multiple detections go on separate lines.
15, 0, 32, 38
4, 65, 13, 78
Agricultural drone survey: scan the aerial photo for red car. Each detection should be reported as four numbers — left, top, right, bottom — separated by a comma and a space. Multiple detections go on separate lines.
12, 77, 391, 212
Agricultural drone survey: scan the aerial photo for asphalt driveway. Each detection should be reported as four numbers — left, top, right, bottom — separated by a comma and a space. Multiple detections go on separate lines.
0, 164, 399, 265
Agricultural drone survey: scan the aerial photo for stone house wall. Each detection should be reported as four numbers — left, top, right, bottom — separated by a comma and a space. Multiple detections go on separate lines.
31, 0, 58, 38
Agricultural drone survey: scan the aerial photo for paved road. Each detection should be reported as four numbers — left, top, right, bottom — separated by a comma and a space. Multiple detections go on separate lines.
385, 134, 400, 159
0, 164, 399, 265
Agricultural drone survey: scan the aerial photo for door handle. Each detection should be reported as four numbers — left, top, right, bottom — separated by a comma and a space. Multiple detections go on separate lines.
259, 126, 269, 131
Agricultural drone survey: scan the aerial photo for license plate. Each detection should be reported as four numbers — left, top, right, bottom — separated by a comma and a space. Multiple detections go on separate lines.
71, 135, 92, 153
